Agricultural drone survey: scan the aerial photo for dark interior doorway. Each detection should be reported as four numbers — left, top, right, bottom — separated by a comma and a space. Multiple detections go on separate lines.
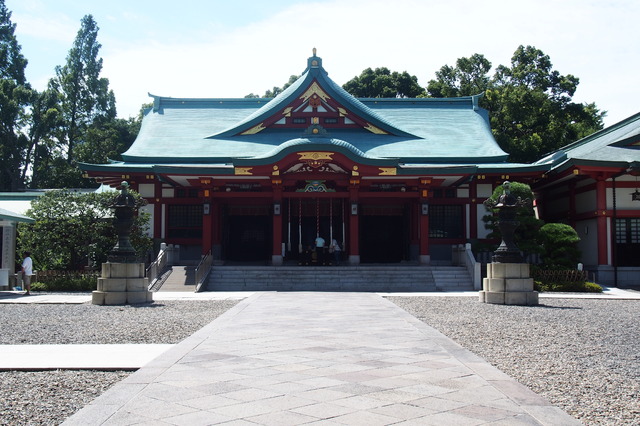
360, 215, 406, 263
225, 216, 271, 262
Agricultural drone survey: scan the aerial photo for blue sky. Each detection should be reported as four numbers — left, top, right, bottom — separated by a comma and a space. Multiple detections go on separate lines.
6, 0, 640, 127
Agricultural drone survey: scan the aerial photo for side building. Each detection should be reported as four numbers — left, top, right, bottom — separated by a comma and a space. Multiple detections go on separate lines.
533, 113, 640, 286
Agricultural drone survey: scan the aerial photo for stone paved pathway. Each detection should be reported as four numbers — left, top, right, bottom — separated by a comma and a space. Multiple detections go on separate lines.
64, 292, 579, 425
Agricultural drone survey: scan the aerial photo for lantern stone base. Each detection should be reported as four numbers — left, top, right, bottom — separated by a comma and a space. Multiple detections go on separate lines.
92, 262, 153, 305
479, 263, 538, 306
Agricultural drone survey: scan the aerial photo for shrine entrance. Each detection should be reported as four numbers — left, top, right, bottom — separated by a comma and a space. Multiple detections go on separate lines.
283, 198, 347, 263
360, 204, 410, 263
222, 205, 271, 262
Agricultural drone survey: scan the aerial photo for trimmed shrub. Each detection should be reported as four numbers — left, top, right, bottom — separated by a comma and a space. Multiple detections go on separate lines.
537, 223, 581, 269
534, 279, 602, 293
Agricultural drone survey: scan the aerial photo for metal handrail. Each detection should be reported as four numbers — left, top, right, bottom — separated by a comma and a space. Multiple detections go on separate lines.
194, 250, 212, 292
146, 247, 169, 290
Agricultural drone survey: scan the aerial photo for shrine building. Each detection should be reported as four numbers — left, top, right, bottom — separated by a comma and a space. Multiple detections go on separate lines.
80, 51, 640, 286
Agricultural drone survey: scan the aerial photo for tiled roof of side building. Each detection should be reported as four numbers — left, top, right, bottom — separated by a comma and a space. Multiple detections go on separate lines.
535, 112, 640, 171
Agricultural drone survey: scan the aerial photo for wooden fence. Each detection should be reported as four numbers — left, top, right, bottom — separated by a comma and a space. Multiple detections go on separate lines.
531, 269, 588, 283
35, 270, 99, 283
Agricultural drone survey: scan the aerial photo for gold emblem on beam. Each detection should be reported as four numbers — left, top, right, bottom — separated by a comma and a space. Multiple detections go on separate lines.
300, 82, 331, 103
282, 107, 292, 117
240, 123, 266, 135
364, 123, 388, 135
298, 152, 334, 168
234, 167, 253, 175
379, 168, 397, 176
338, 107, 348, 117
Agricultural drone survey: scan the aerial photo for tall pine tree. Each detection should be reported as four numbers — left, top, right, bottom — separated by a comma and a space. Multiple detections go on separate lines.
0, 0, 32, 190
44, 14, 116, 187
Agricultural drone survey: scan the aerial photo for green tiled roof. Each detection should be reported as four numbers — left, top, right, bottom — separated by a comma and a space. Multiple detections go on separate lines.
116, 53, 508, 167
536, 112, 640, 171
0, 207, 34, 223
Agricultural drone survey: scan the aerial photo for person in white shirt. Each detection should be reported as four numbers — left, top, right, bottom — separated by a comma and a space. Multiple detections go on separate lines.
21, 252, 33, 295
314, 235, 325, 264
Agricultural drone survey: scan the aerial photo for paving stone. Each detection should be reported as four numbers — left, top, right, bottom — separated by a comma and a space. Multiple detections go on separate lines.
63, 292, 580, 425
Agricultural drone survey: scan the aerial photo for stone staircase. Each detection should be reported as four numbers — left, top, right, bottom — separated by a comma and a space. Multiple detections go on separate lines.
155, 266, 196, 292
431, 266, 476, 291
204, 265, 473, 292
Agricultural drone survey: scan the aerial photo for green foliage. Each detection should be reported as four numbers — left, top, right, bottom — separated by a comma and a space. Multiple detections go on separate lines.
482, 181, 543, 254
17, 189, 152, 271
35, 14, 119, 188
426, 45, 605, 163
537, 222, 581, 269
343, 67, 426, 98
31, 274, 97, 292
0, 0, 34, 191
534, 280, 602, 293
246, 75, 300, 98
427, 53, 492, 97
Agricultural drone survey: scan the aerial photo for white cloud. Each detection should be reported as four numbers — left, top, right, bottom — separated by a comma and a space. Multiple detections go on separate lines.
11, 12, 77, 43
12, 0, 640, 126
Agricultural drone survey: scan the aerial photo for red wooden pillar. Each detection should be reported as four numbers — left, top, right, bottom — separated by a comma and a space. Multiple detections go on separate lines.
201, 191, 213, 256
272, 184, 283, 265
596, 177, 608, 265
469, 179, 478, 239
153, 182, 162, 239
211, 202, 222, 260
419, 207, 430, 264
348, 182, 360, 264
418, 180, 430, 264
568, 181, 576, 228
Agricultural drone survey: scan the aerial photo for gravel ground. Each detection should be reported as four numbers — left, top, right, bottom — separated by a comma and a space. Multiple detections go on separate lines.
2, 296, 638, 425
388, 296, 640, 426
0, 299, 240, 425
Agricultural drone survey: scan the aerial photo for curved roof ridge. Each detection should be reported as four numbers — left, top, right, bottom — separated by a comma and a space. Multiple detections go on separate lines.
207, 53, 419, 139
253, 137, 371, 160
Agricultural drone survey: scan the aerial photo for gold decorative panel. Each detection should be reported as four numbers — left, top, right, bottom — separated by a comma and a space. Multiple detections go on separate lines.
240, 123, 266, 135
298, 152, 334, 168
234, 167, 253, 175
379, 168, 397, 176
300, 82, 331, 103
364, 123, 388, 135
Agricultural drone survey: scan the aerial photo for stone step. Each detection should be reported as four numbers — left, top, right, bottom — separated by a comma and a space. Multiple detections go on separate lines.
204, 265, 473, 292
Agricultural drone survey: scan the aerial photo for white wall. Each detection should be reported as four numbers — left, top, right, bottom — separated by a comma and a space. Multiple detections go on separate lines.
576, 218, 598, 266
138, 204, 154, 237
138, 183, 155, 198
576, 190, 596, 214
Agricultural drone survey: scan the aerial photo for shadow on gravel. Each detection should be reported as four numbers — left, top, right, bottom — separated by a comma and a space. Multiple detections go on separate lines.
535, 304, 582, 310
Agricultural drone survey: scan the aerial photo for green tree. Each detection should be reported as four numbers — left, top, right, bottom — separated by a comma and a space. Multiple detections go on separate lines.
427, 46, 605, 163
24, 88, 63, 188
343, 67, 426, 98
537, 223, 581, 269
75, 117, 140, 165
245, 75, 300, 98
426, 53, 492, 98
0, 0, 33, 190
17, 189, 152, 271
482, 181, 543, 255
42, 14, 116, 188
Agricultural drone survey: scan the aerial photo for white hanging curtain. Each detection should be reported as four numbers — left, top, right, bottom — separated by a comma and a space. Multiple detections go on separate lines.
287, 199, 291, 252
298, 198, 302, 253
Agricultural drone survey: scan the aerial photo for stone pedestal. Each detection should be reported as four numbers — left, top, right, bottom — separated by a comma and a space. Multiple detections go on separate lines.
479, 263, 538, 305
92, 262, 153, 305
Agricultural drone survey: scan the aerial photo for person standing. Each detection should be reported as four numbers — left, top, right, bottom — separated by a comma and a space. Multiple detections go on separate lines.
330, 239, 341, 265
314, 235, 325, 265
21, 252, 33, 295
